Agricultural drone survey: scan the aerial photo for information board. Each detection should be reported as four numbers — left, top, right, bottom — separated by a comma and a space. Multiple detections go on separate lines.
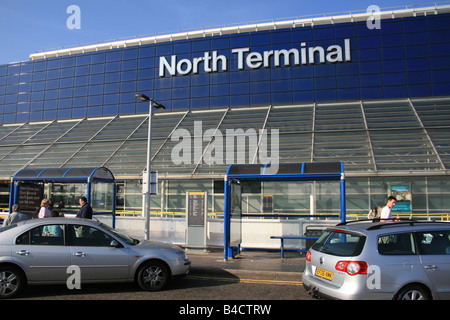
17, 183, 44, 214
187, 191, 206, 226
186, 191, 207, 250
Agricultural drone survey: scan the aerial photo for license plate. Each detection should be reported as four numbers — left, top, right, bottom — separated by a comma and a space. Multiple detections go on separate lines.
315, 267, 333, 280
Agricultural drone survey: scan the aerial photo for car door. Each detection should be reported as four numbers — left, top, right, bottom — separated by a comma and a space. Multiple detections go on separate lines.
13, 223, 71, 283
377, 231, 425, 294
416, 230, 450, 299
68, 224, 130, 281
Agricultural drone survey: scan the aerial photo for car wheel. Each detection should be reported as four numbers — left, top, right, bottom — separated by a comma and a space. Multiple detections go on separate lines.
0, 266, 24, 299
137, 260, 170, 292
396, 285, 432, 300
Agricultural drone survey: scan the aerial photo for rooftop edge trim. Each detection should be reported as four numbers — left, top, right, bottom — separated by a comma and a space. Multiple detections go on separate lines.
29, 4, 450, 61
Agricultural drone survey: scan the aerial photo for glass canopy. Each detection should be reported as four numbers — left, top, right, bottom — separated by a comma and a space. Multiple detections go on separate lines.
0, 96, 448, 180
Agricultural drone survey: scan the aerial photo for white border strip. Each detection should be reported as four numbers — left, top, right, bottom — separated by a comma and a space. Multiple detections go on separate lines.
29, 5, 450, 61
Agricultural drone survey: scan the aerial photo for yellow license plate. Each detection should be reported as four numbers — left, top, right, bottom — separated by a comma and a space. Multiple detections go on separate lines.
315, 267, 333, 280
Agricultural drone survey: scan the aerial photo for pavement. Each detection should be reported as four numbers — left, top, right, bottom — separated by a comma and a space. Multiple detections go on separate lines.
186, 249, 306, 281
123, 229, 306, 281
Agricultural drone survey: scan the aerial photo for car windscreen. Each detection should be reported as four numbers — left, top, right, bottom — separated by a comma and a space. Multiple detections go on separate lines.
311, 230, 366, 257
100, 223, 138, 245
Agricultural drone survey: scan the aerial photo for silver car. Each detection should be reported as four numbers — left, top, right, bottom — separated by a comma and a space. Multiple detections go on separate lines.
303, 220, 450, 300
0, 217, 191, 298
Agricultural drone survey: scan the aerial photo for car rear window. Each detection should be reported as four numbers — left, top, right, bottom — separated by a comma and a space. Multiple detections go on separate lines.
311, 230, 366, 257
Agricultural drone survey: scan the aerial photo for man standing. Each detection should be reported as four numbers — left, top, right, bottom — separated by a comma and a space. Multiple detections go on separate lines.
380, 196, 397, 220
76, 196, 93, 219
3, 204, 29, 227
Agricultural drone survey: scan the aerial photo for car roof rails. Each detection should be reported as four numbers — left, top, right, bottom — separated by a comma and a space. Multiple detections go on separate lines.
366, 218, 449, 230
335, 218, 412, 226
336, 218, 449, 230
365, 218, 416, 230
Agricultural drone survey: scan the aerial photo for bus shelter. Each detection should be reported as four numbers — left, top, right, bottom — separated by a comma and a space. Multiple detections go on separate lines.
10, 167, 116, 227
223, 162, 346, 260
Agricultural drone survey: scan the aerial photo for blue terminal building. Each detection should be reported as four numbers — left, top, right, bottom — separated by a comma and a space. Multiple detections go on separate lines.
1, 4, 450, 219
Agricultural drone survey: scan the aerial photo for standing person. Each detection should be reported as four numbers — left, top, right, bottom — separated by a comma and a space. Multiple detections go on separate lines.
367, 207, 378, 219
38, 199, 51, 218
76, 196, 93, 219
377, 206, 384, 219
2, 204, 29, 227
380, 196, 397, 220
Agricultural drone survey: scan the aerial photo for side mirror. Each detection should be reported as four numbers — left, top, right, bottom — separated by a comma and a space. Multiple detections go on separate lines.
110, 240, 122, 248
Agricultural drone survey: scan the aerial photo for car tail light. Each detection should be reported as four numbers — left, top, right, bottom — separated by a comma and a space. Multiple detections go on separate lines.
335, 261, 368, 275
306, 250, 311, 262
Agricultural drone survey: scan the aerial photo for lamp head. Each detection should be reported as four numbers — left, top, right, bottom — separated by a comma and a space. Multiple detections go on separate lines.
151, 101, 166, 110
135, 93, 150, 102
135, 93, 166, 110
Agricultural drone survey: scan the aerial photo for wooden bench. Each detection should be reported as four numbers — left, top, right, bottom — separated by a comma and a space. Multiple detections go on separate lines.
270, 236, 320, 258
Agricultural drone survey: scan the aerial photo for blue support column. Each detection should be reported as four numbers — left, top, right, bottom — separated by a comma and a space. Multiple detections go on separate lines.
223, 178, 231, 260
340, 173, 346, 223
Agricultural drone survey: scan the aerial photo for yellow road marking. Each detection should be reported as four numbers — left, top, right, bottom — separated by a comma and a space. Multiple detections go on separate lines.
188, 275, 302, 286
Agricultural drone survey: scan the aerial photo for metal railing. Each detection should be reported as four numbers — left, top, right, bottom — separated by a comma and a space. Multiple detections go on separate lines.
114, 210, 450, 221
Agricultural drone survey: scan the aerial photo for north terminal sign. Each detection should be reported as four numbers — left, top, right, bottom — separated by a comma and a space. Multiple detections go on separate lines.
159, 39, 351, 77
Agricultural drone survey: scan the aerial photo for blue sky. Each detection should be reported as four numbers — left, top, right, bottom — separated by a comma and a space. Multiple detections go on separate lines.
0, 0, 435, 65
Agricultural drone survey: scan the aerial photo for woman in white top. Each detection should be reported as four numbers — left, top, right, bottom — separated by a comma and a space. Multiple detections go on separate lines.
38, 198, 51, 218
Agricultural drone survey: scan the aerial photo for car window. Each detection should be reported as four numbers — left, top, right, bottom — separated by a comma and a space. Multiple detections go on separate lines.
16, 224, 65, 246
70, 224, 114, 247
312, 230, 366, 257
417, 230, 450, 255
378, 232, 416, 255
15, 230, 29, 245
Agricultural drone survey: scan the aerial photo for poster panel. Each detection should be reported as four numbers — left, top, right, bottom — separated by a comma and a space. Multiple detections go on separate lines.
389, 184, 412, 213
17, 183, 44, 214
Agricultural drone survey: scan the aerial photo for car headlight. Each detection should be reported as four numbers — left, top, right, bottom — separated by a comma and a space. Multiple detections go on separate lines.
176, 251, 189, 261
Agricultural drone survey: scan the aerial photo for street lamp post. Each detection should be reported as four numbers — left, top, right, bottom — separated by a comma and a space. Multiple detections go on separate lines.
135, 93, 166, 240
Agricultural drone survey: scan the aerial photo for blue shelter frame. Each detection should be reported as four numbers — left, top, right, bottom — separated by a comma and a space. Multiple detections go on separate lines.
10, 167, 116, 227
223, 162, 346, 260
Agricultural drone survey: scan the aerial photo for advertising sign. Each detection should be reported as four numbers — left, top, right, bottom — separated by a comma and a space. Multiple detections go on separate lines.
17, 183, 44, 214
389, 184, 412, 213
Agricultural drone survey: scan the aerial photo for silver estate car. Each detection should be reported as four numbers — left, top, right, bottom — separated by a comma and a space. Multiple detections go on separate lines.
303, 220, 450, 300
0, 217, 191, 298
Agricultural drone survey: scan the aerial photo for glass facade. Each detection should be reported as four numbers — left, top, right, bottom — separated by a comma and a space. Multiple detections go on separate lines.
1, 12, 450, 123
0, 6, 450, 217
115, 176, 450, 218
